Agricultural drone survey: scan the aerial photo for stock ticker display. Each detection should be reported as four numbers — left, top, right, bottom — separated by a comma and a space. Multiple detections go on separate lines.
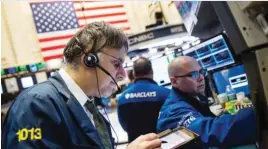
183, 35, 235, 71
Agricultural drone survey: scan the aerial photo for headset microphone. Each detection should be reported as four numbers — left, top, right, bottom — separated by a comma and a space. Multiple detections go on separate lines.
95, 64, 122, 93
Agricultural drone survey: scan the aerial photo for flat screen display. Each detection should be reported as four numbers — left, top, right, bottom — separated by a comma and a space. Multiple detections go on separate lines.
21, 76, 34, 89
19, 66, 28, 72
5, 77, 19, 93
151, 56, 170, 85
174, 1, 200, 33
1, 69, 6, 76
213, 64, 250, 95
8, 67, 19, 74
183, 35, 235, 71
35, 72, 48, 83
29, 64, 38, 72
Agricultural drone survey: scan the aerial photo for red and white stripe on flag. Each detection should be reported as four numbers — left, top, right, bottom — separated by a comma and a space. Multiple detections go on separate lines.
30, 1, 131, 62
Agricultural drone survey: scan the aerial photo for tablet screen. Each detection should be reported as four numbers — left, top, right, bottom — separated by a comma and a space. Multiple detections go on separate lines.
159, 128, 197, 149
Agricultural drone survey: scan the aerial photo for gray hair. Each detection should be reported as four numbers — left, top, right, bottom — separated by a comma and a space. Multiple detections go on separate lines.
63, 21, 129, 66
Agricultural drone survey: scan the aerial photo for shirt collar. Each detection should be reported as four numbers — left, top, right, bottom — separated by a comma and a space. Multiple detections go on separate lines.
58, 69, 91, 107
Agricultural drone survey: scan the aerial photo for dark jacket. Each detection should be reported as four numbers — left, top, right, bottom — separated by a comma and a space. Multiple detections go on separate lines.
2, 72, 114, 149
157, 88, 257, 149
117, 78, 170, 142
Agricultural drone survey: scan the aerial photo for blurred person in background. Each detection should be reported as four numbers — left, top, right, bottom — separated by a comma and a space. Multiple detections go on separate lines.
118, 57, 170, 142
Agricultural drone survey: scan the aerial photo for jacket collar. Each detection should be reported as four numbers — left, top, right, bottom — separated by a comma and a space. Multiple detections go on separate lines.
134, 78, 157, 84
49, 72, 104, 148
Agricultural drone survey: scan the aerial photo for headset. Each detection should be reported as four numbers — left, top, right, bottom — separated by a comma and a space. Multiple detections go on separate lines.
75, 37, 121, 92
74, 36, 120, 148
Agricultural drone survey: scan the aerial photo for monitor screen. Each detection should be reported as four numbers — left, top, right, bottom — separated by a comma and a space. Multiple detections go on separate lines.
151, 56, 170, 85
5, 77, 19, 93
183, 34, 235, 71
174, 1, 200, 33
7, 67, 19, 74
35, 72, 48, 83
29, 64, 38, 72
19, 66, 28, 72
213, 64, 250, 95
1, 69, 6, 76
21, 76, 34, 89
37, 62, 46, 70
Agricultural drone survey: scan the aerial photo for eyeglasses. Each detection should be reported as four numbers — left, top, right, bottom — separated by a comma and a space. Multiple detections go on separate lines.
100, 51, 124, 70
174, 69, 207, 80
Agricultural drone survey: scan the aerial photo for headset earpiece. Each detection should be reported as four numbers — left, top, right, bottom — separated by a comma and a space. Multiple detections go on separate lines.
84, 53, 99, 67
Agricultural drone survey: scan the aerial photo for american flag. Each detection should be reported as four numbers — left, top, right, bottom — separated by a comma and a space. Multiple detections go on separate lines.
30, 1, 131, 61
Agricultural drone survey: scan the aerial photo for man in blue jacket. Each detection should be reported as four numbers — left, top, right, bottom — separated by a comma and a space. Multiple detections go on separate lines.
118, 57, 170, 142
2, 22, 161, 149
157, 56, 257, 148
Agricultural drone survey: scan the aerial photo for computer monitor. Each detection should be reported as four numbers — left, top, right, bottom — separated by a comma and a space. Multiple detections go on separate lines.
20, 76, 34, 89
1, 69, 7, 76
29, 64, 38, 73
36, 62, 46, 70
4, 77, 19, 93
212, 64, 250, 95
35, 72, 48, 83
19, 66, 28, 73
151, 56, 170, 85
7, 67, 19, 74
183, 34, 235, 71
174, 1, 200, 33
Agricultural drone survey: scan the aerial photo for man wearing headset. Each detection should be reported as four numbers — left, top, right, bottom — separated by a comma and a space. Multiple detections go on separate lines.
157, 56, 257, 148
2, 22, 161, 149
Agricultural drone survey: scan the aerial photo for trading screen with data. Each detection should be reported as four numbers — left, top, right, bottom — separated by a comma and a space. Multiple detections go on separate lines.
183, 34, 235, 71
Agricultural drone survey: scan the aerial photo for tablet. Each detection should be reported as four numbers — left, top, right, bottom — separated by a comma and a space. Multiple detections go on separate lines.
158, 127, 199, 149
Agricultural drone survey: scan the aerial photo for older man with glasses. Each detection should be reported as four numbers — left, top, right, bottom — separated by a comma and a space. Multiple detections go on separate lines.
157, 56, 257, 149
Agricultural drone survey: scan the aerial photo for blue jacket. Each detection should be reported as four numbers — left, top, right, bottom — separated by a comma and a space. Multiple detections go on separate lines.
2, 72, 115, 149
157, 88, 257, 149
117, 78, 170, 142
